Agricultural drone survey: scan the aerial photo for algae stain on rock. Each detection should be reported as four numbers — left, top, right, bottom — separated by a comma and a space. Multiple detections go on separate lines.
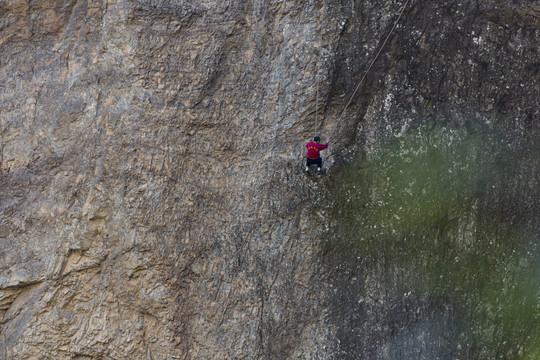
322, 124, 540, 359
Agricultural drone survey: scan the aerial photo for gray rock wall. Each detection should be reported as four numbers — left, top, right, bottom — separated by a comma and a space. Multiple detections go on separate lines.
0, 0, 538, 359
1, 1, 337, 358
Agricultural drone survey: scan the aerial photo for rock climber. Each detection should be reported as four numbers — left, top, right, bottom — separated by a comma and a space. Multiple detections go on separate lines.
305, 136, 329, 173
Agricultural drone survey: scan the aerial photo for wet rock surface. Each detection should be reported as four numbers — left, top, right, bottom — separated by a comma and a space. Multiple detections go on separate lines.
322, 0, 539, 358
0, 0, 538, 359
324, 127, 539, 359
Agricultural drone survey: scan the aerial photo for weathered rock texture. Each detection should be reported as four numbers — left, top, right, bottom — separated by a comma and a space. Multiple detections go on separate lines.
0, 0, 538, 359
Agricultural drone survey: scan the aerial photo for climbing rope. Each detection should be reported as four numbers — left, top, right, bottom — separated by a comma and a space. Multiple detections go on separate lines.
315, 78, 319, 131
306, 0, 410, 170
337, 0, 411, 122
314, 29, 323, 134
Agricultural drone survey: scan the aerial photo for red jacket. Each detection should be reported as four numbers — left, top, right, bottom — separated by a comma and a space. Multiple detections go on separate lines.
306, 142, 328, 159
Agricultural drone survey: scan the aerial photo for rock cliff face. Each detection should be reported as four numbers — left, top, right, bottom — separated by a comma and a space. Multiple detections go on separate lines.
0, 0, 538, 359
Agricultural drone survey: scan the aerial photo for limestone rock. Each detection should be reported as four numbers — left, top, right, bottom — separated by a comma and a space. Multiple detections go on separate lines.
0, 0, 538, 359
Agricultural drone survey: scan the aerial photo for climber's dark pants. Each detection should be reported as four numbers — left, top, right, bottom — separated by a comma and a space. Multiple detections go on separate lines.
306, 157, 322, 168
